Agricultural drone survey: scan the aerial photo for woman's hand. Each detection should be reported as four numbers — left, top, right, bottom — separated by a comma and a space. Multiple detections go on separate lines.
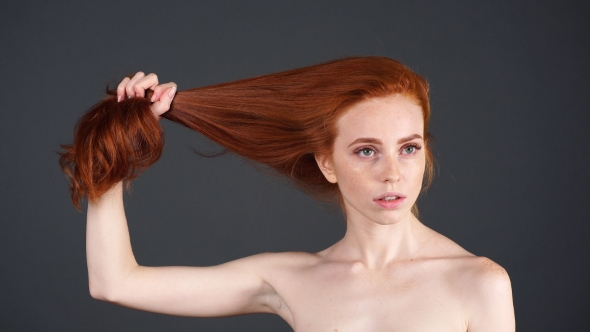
116, 72, 177, 119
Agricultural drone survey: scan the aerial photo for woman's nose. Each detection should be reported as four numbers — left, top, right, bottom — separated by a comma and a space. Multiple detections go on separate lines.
380, 154, 401, 183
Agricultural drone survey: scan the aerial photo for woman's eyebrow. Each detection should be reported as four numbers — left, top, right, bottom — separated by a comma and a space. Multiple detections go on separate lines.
347, 138, 382, 147
348, 134, 423, 147
398, 134, 423, 144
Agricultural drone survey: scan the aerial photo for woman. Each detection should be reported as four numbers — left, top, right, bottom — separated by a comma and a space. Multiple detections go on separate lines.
60, 57, 515, 331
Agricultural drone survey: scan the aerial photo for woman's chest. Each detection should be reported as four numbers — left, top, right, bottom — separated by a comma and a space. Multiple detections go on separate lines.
272, 262, 467, 332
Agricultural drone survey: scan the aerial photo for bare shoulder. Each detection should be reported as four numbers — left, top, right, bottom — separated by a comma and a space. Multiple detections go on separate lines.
427, 231, 515, 331
426, 231, 511, 292
452, 256, 515, 330
423, 230, 514, 330
450, 256, 511, 296
421, 229, 512, 302
461, 257, 512, 301
464, 256, 510, 281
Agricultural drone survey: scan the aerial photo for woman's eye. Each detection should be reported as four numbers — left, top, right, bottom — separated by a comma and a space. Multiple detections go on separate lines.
358, 148, 375, 157
403, 146, 415, 154
402, 145, 420, 154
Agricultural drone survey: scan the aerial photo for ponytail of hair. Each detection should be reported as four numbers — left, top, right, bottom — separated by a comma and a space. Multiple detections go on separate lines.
59, 95, 163, 209
59, 57, 434, 213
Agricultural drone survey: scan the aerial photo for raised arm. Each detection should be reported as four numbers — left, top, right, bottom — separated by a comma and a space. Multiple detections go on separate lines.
84, 73, 280, 317
86, 182, 277, 316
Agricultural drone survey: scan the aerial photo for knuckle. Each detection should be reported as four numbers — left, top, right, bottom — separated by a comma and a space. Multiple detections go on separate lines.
148, 74, 159, 86
117, 78, 130, 89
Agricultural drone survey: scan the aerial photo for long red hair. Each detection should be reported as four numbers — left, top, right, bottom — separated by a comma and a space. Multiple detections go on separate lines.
59, 57, 433, 214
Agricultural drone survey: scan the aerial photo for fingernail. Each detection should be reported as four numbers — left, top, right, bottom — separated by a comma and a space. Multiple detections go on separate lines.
117, 95, 122, 102
168, 86, 176, 98
150, 94, 156, 102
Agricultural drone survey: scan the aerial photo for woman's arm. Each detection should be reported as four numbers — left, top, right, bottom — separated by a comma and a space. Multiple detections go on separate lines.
85, 73, 280, 317
86, 182, 279, 317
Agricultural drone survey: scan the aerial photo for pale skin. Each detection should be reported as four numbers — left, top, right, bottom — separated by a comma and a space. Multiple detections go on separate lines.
87, 72, 515, 331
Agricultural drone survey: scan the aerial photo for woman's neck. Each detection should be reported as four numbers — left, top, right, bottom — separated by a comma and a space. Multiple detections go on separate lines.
330, 210, 432, 269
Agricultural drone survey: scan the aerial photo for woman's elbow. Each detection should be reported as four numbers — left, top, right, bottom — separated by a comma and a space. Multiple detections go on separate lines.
88, 279, 119, 302
89, 281, 108, 301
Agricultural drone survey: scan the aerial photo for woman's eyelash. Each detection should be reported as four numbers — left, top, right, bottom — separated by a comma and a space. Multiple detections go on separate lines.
354, 146, 376, 156
401, 143, 422, 154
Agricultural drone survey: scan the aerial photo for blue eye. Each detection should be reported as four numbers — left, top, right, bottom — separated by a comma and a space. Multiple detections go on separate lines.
357, 148, 375, 157
401, 144, 421, 154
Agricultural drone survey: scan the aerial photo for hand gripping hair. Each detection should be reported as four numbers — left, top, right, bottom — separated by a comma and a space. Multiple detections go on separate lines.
59, 57, 434, 214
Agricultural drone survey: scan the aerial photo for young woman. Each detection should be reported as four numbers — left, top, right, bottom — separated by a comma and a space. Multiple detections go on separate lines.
60, 57, 515, 331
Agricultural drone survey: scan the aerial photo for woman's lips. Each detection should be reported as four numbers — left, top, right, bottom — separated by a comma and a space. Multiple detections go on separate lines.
373, 193, 406, 209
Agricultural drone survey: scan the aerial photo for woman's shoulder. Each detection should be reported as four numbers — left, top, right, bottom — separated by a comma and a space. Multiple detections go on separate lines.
445, 255, 511, 301
425, 233, 515, 328
424, 232, 512, 304
420, 229, 511, 295
451, 255, 512, 299
429, 247, 514, 329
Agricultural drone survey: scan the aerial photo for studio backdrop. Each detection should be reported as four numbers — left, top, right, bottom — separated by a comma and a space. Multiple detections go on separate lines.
1, 1, 589, 331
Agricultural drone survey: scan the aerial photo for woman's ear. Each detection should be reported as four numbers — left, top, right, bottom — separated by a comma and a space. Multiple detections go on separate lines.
315, 154, 338, 183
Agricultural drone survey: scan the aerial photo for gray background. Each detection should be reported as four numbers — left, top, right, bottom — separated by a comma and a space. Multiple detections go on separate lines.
1, 0, 589, 330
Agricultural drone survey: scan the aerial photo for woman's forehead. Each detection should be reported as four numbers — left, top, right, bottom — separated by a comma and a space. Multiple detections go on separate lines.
336, 95, 424, 142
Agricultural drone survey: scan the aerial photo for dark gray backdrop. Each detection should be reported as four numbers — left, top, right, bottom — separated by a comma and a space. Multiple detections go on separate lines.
1, 0, 588, 331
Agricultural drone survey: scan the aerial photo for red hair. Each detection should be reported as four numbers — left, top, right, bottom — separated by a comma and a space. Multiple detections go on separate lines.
59, 57, 433, 214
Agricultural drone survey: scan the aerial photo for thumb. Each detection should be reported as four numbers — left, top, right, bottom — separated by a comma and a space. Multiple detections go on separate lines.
150, 86, 176, 118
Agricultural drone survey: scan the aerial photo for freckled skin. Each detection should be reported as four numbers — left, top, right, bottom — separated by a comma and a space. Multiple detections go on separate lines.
327, 95, 426, 228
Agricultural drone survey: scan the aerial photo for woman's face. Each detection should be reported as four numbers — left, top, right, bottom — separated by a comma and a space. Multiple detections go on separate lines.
317, 94, 426, 225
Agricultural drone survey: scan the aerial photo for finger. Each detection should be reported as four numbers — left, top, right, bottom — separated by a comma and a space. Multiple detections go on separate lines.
151, 82, 177, 103
132, 73, 159, 99
150, 86, 177, 118
116, 77, 131, 102
125, 72, 145, 99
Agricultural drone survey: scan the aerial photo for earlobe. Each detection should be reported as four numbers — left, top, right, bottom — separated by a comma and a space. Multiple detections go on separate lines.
315, 154, 338, 184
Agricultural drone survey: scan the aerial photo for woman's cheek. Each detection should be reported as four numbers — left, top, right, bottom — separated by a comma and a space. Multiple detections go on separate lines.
339, 167, 365, 196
